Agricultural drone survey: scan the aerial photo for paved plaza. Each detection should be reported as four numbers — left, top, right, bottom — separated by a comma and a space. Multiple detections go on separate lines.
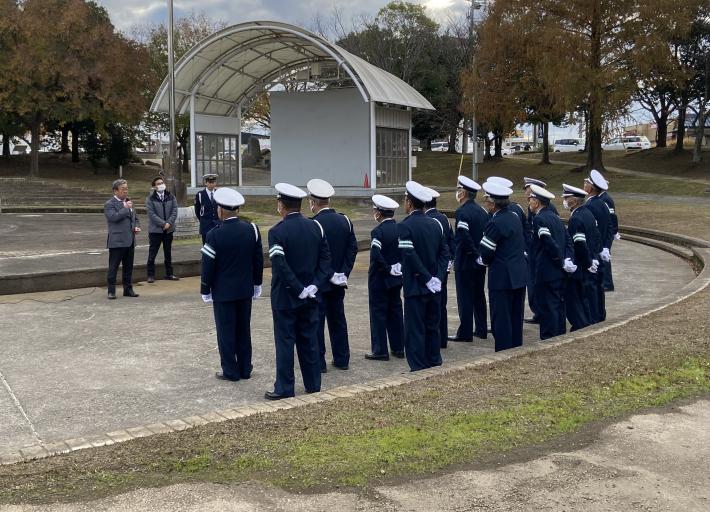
0, 227, 696, 454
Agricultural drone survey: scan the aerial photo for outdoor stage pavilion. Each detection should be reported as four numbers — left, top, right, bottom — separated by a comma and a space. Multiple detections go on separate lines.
151, 21, 435, 197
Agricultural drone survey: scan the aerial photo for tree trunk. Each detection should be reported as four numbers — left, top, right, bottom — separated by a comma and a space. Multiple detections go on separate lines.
1, 132, 9, 159
585, 3, 606, 171
70, 125, 80, 162
656, 114, 668, 148
541, 121, 551, 164
29, 119, 40, 177
484, 135, 492, 160
494, 134, 502, 158
693, 108, 707, 164
448, 126, 458, 153
61, 126, 70, 153
675, 99, 688, 154
583, 110, 590, 152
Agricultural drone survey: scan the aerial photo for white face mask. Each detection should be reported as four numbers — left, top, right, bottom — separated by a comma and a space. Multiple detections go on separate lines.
563, 199, 569, 210
156, 184, 166, 192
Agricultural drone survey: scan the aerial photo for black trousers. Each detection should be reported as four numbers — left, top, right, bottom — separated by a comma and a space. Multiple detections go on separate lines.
273, 302, 321, 397
603, 260, 615, 290
588, 267, 607, 324
534, 279, 567, 340
317, 287, 350, 369
439, 275, 449, 347
455, 266, 488, 339
147, 232, 174, 278
527, 259, 538, 319
368, 285, 404, 356
489, 287, 525, 352
404, 293, 441, 371
566, 277, 591, 331
107, 244, 135, 293
212, 299, 253, 380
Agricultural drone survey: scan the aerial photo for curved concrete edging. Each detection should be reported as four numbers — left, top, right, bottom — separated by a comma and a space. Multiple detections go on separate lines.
1, 229, 708, 466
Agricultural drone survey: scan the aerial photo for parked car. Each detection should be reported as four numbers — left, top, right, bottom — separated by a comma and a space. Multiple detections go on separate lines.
553, 138, 585, 152
430, 141, 449, 152
602, 136, 651, 151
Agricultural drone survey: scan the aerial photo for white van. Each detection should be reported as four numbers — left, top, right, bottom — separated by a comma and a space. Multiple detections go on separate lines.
553, 138, 584, 152
602, 136, 651, 151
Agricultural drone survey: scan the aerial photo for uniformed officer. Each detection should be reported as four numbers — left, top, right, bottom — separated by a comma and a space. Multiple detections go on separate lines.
200, 188, 264, 382
597, 173, 619, 292
583, 170, 612, 322
398, 181, 449, 371
307, 179, 358, 372
365, 194, 405, 361
528, 184, 573, 340
422, 186, 454, 348
523, 177, 557, 324
486, 177, 532, 247
478, 182, 528, 352
561, 184, 601, 330
194, 174, 221, 244
448, 176, 490, 343
265, 183, 332, 400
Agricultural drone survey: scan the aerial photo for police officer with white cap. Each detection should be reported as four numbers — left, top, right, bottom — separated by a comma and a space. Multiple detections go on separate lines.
398, 181, 449, 371
365, 195, 405, 360
265, 183, 332, 400
307, 178, 358, 372
422, 186, 454, 348
486, 177, 532, 247
478, 182, 528, 351
528, 184, 571, 340
596, 172, 619, 291
583, 170, 613, 321
200, 188, 264, 382
561, 184, 601, 329
449, 176, 490, 343
194, 173, 220, 244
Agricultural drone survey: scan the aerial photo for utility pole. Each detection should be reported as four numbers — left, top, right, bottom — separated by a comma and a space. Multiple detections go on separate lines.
166, 0, 185, 204
469, 0, 488, 181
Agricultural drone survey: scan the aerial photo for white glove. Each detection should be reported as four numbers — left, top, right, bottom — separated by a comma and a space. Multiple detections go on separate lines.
298, 288, 310, 299
329, 273, 347, 286
201, 294, 213, 303
476, 256, 487, 267
600, 248, 611, 262
563, 258, 578, 273
446, 260, 453, 272
588, 259, 599, 274
426, 277, 442, 294
614, 233, 621, 241
306, 284, 318, 298
390, 263, 403, 276
253, 285, 262, 299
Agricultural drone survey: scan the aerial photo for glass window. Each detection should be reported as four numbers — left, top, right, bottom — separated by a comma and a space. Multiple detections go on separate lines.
195, 133, 239, 185
376, 127, 409, 187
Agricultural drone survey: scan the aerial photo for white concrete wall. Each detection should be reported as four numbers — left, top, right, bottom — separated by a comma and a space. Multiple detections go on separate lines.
270, 88, 370, 187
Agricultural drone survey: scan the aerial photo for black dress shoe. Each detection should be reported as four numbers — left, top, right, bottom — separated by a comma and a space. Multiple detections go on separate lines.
264, 390, 290, 401
448, 335, 473, 342
123, 289, 139, 297
523, 318, 539, 324
473, 333, 488, 340
320, 367, 328, 374
215, 372, 239, 382
332, 363, 349, 370
147, 276, 155, 284
365, 353, 390, 361
164, 275, 180, 281
107, 292, 116, 300
391, 350, 405, 359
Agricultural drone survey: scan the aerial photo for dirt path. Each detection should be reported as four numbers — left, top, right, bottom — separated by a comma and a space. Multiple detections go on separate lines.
3, 398, 708, 511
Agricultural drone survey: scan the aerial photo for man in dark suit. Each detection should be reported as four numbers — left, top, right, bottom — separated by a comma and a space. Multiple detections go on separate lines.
478, 181, 528, 352
200, 188, 264, 382
265, 183, 332, 400
145, 176, 179, 282
398, 181, 449, 371
365, 194, 405, 361
194, 174, 220, 244
449, 175, 489, 343
104, 179, 141, 300
307, 179, 358, 372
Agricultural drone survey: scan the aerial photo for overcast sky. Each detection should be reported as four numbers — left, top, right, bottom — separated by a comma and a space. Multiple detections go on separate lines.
97, 0, 472, 33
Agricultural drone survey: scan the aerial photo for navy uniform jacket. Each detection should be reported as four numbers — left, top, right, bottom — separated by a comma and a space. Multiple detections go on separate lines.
194, 189, 220, 235
200, 218, 264, 301
369, 219, 403, 291
567, 205, 601, 280
479, 206, 528, 290
312, 208, 357, 292
531, 207, 566, 284
585, 195, 614, 251
510, 202, 533, 249
268, 213, 332, 311
426, 208, 455, 264
454, 200, 489, 271
599, 191, 618, 245
397, 210, 448, 298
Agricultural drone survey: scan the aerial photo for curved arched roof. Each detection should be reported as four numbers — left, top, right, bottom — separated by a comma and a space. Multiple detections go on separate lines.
150, 20, 435, 117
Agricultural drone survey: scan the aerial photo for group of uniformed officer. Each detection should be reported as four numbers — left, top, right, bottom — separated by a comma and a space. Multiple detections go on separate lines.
198, 169, 618, 398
